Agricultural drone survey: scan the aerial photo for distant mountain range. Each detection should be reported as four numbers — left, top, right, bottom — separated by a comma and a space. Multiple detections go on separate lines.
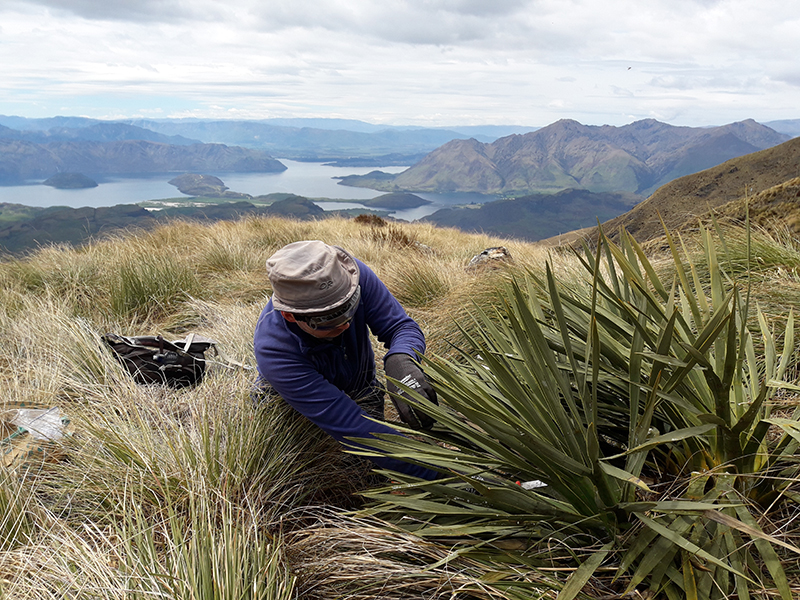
765, 119, 800, 138
0, 121, 198, 145
339, 119, 790, 197
120, 119, 536, 160
2, 133, 799, 253
1, 114, 798, 252
1, 114, 796, 189
0, 136, 286, 183
0, 115, 535, 163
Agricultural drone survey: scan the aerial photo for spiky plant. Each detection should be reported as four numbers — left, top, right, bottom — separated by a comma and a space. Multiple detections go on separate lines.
358, 224, 800, 599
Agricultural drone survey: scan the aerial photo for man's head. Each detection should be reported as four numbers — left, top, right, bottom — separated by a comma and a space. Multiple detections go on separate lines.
266, 240, 360, 337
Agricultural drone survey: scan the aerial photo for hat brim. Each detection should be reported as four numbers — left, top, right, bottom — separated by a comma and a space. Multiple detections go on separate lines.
271, 245, 360, 314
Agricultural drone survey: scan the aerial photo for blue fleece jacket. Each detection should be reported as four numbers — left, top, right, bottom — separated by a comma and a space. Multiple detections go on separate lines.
254, 258, 439, 480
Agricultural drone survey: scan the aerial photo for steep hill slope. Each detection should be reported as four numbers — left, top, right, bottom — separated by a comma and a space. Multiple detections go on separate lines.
591, 136, 800, 242
341, 119, 788, 196
702, 177, 800, 235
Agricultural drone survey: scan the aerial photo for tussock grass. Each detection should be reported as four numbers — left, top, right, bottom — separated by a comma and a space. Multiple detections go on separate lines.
383, 253, 454, 308
113, 489, 296, 600
2, 214, 800, 599
0, 245, 105, 319
0, 215, 534, 599
0, 465, 36, 553
108, 248, 203, 324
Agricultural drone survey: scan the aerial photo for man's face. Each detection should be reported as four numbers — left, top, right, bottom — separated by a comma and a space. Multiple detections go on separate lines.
294, 319, 351, 339
281, 312, 351, 338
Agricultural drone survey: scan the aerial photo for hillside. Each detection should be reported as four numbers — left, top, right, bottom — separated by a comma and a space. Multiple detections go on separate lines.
701, 177, 800, 235
589, 135, 800, 243
339, 119, 788, 196
421, 189, 640, 241
0, 137, 286, 182
0, 197, 328, 253
0, 204, 158, 253
0, 121, 198, 145
2, 213, 800, 599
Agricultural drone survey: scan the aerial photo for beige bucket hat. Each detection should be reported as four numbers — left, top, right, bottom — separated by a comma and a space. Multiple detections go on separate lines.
266, 240, 360, 314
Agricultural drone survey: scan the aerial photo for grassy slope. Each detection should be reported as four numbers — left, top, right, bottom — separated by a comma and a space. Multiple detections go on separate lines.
696, 176, 800, 234
0, 216, 559, 599
591, 136, 800, 243
1, 215, 799, 599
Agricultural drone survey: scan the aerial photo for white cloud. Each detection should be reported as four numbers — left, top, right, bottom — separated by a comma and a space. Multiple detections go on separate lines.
12, 0, 223, 22
0, 0, 798, 126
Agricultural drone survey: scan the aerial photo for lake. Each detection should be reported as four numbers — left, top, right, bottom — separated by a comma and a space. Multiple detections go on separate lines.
0, 159, 498, 221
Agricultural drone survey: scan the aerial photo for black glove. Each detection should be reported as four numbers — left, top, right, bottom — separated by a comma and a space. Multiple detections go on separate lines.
384, 353, 438, 430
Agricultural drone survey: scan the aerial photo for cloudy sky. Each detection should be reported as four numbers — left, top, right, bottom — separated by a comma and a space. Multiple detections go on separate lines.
1, 0, 797, 128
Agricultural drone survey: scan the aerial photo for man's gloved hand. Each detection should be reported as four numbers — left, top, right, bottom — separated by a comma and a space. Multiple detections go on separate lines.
384, 353, 438, 430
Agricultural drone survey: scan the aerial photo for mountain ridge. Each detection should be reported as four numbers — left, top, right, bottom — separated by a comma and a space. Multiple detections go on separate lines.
0, 138, 286, 182
340, 119, 789, 196
0, 121, 198, 146
0, 115, 536, 162
578, 135, 800, 244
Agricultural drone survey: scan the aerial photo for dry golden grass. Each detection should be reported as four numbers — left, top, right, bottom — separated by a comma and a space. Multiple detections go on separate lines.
0, 215, 557, 600
3, 214, 799, 599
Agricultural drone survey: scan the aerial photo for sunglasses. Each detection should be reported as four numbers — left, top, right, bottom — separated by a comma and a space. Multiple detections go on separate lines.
296, 286, 361, 331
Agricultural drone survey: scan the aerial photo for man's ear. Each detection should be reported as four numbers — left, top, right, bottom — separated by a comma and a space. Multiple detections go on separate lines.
280, 311, 297, 323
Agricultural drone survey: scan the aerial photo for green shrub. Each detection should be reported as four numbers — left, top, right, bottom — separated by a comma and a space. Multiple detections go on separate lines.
360, 225, 800, 599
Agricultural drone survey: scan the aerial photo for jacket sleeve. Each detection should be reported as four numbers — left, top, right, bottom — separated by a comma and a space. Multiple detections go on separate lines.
357, 259, 426, 360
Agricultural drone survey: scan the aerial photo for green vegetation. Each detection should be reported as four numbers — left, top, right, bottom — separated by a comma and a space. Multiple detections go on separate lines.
1, 214, 800, 599
0, 197, 324, 255
361, 221, 800, 598
0, 203, 44, 226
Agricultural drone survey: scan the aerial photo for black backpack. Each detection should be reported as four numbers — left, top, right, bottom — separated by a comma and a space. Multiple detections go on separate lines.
102, 333, 217, 388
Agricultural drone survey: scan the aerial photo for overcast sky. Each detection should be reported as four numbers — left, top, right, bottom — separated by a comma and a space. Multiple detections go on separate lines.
1, 0, 797, 128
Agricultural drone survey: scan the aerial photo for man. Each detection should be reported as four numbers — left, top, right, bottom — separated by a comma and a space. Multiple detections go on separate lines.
253, 240, 439, 480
